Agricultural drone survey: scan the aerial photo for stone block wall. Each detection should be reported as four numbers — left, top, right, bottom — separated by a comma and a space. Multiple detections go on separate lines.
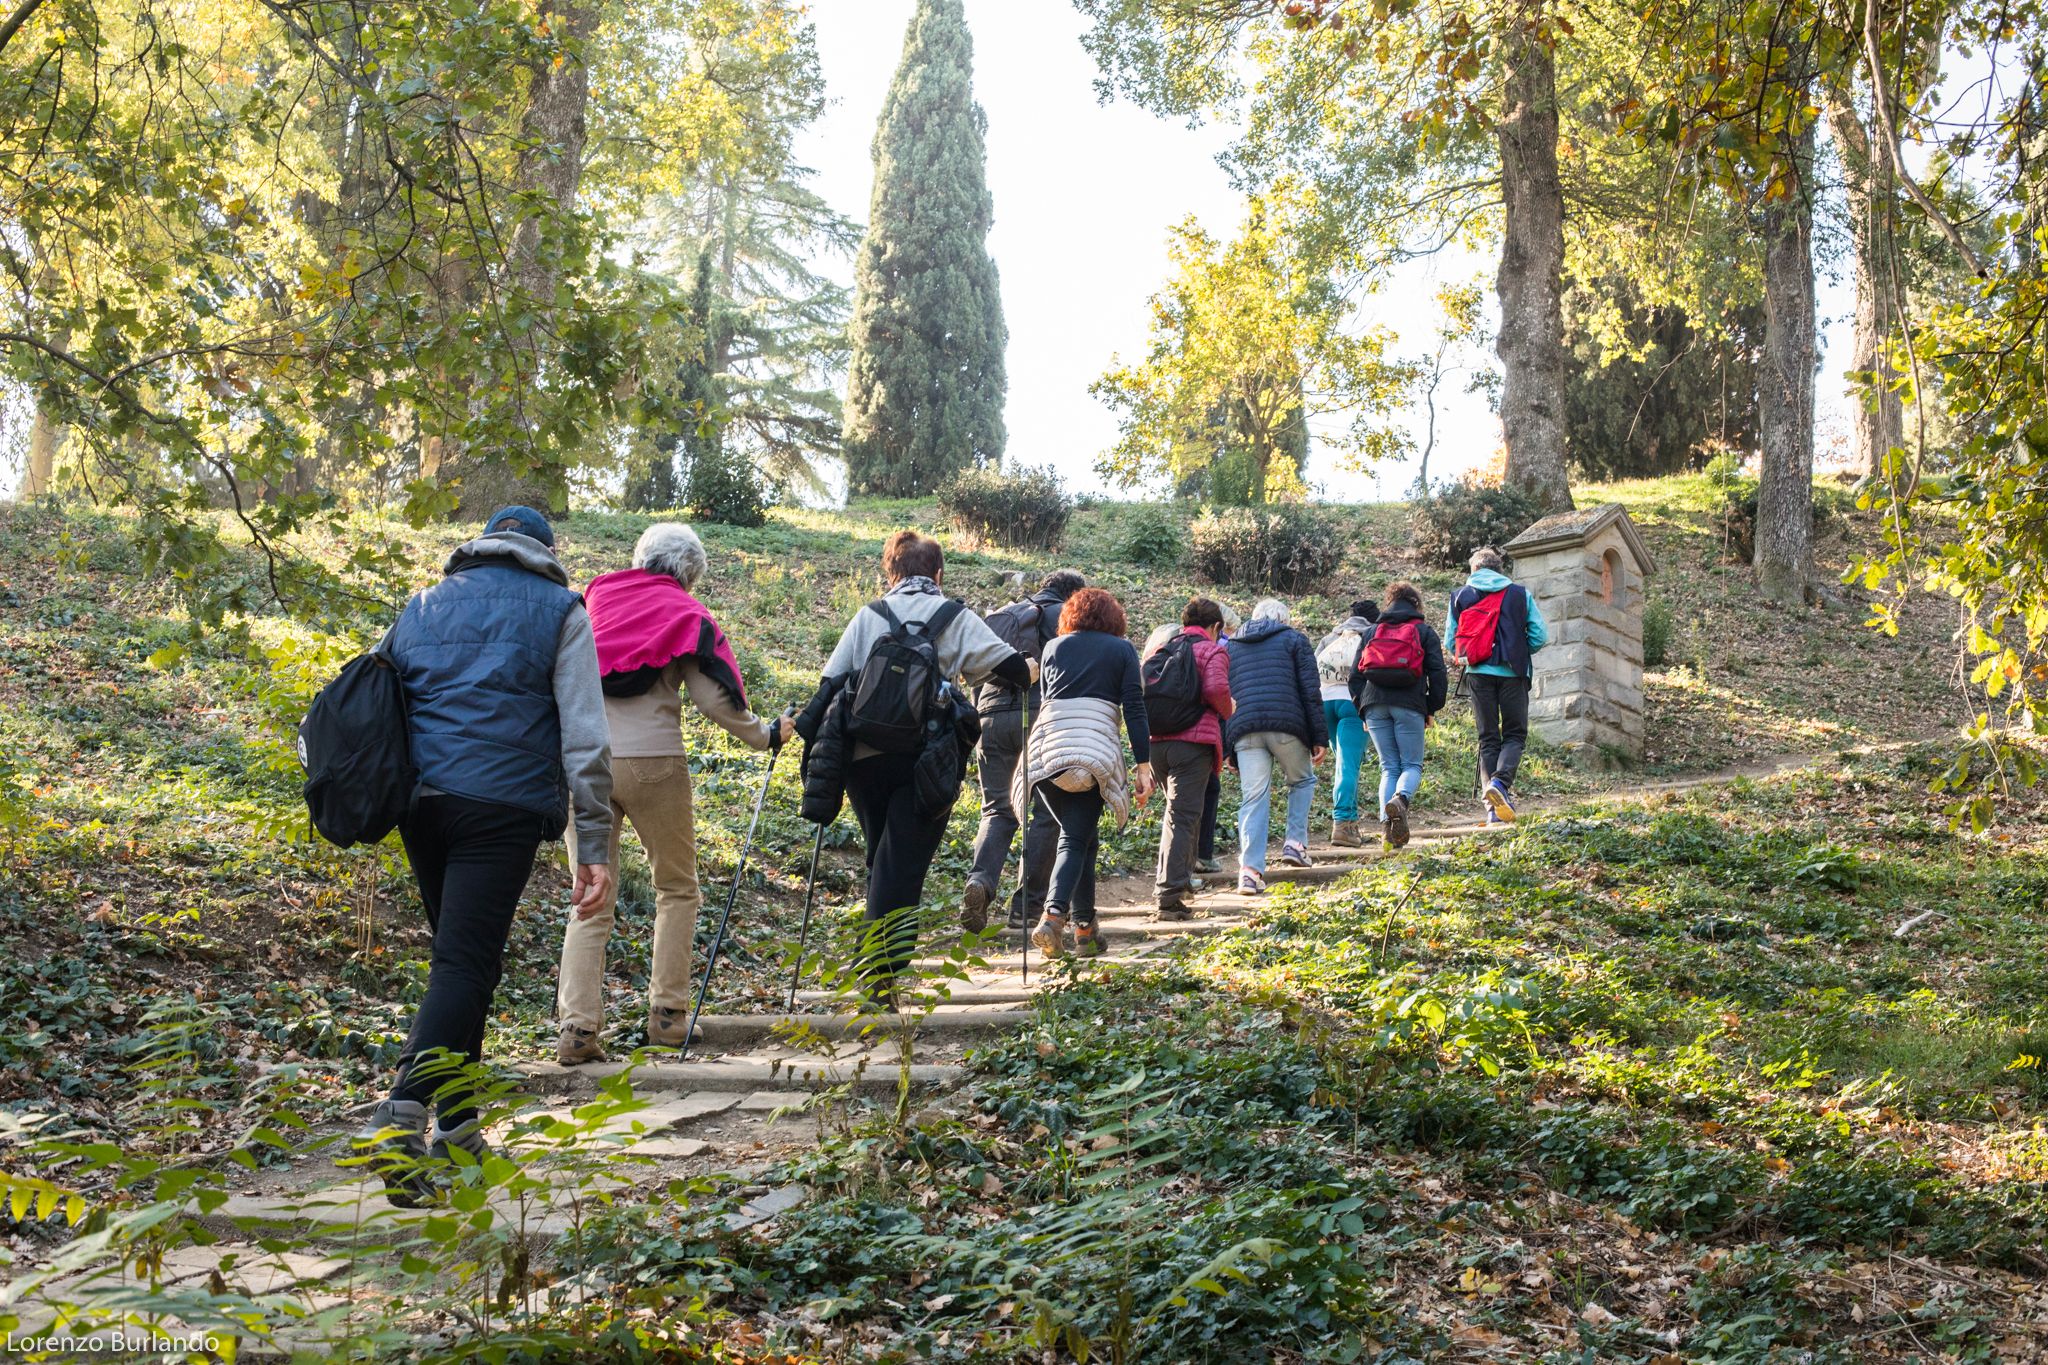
1511, 521, 1650, 759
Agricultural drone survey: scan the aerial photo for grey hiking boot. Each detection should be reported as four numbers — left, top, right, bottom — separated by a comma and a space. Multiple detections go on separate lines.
648, 1008, 702, 1048
556, 1025, 606, 1066
354, 1098, 431, 1208
1194, 856, 1223, 875
428, 1117, 490, 1164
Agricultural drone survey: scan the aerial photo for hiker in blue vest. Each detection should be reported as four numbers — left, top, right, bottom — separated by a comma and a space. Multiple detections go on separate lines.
1446, 545, 1549, 823
358, 506, 615, 1204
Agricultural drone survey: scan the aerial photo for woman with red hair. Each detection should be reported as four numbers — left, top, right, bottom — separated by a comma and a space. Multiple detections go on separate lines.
1013, 587, 1156, 957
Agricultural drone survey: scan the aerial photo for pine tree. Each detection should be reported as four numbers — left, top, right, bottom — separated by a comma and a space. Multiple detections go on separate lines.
842, 0, 1007, 496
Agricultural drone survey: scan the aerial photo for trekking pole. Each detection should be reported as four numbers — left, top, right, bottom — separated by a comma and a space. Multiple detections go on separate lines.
784, 821, 827, 1011
680, 742, 781, 1061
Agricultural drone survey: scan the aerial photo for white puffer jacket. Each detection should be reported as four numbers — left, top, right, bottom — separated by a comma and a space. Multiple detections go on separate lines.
1010, 695, 1131, 829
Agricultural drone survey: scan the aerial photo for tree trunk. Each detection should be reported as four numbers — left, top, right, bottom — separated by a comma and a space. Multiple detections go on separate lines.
1494, 11, 1573, 513
436, 0, 597, 518
21, 399, 58, 497
1756, 123, 1819, 606
1825, 94, 1906, 487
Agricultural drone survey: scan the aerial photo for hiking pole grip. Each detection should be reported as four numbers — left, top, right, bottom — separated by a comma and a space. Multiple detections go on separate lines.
680, 742, 780, 1061
786, 821, 827, 1011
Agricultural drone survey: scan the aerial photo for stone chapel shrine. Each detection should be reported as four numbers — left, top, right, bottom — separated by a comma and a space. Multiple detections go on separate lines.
1502, 504, 1657, 761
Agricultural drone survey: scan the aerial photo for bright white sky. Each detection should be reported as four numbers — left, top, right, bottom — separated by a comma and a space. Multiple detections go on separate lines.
798, 1, 1867, 503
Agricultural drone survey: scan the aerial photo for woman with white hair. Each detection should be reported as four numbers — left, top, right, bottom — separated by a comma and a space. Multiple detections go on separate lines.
555, 522, 790, 1063
1221, 596, 1327, 894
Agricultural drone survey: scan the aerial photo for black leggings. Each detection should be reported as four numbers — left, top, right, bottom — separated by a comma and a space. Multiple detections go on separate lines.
395, 794, 547, 1128
844, 753, 951, 982
1198, 770, 1221, 860
1036, 780, 1103, 927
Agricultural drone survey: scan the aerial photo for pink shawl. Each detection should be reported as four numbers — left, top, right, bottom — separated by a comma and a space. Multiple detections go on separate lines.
585, 568, 749, 710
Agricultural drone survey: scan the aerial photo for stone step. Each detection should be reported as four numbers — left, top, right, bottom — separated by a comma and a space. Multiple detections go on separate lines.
518, 1057, 966, 1096
1259, 862, 1362, 885
694, 1011, 1030, 1043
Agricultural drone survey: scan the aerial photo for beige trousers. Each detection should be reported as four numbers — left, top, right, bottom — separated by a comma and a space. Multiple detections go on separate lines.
557, 756, 702, 1032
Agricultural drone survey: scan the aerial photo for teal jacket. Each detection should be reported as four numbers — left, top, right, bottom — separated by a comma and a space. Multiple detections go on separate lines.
1446, 569, 1548, 678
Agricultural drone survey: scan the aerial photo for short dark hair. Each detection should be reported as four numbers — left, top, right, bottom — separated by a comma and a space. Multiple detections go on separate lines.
1182, 596, 1224, 630
882, 530, 944, 583
1059, 587, 1128, 637
1349, 598, 1377, 620
1385, 580, 1423, 611
1041, 569, 1086, 599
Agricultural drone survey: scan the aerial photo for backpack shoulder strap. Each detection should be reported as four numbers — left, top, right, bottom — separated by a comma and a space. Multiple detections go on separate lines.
924, 597, 967, 640
866, 599, 904, 636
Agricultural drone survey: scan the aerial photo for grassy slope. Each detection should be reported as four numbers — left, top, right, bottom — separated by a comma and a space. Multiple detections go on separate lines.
1, 479, 2027, 1359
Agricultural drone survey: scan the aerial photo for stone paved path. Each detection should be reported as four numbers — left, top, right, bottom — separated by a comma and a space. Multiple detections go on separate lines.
19, 750, 1843, 1351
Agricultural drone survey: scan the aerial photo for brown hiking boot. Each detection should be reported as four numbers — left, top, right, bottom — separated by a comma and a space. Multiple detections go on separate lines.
1387, 794, 1412, 849
1072, 923, 1107, 958
648, 1008, 702, 1048
961, 880, 992, 934
556, 1026, 606, 1066
1331, 819, 1363, 847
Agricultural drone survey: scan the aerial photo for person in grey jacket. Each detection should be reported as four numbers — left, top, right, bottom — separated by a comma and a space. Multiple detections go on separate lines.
793, 530, 1029, 1005
357, 505, 613, 1205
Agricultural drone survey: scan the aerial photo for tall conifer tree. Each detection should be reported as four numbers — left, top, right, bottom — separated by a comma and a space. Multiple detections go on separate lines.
842, 0, 1007, 495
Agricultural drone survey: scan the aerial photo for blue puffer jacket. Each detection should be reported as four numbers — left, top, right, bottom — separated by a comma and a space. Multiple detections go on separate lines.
1223, 617, 1329, 751
389, 537, 581, 826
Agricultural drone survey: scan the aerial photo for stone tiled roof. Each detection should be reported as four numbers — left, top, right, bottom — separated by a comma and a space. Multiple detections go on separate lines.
1505, 503, 1656, 575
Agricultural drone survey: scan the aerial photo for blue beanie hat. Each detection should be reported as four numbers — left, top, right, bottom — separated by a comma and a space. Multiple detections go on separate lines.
483, 505, 554, 548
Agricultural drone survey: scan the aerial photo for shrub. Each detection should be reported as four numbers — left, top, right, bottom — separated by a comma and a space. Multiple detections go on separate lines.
1116, 507, 1183, 568
1408, 479, 1543, 569
937, 465, 1071, 550
1717, 481, 1843, 564
1703, 447, 1745, 487
1642, 597, 1673, 668
685, 444, 769, 527
1189, 505, 1345, 591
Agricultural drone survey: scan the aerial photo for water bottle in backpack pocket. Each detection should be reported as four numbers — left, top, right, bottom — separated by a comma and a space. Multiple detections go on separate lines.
847, 598, 966, 753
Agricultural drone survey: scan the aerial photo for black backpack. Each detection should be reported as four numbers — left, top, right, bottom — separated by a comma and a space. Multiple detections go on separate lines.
847, 598, 966, 754
299, 649, 416, 848
1141, 632, 1206, 735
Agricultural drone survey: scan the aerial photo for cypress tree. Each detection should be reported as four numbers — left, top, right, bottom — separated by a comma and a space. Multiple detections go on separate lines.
842, 0, 1007, 496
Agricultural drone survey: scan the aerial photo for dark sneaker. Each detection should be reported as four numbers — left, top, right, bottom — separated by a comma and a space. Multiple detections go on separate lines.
1154, 900, 1193, 922
1005, 892, 1029, 932
1030, 912, 1068, 959
1072, 923, 1107, 958
1279, 841, 1314, 868
1331, 820, 1363, 847
1484, 779, 1518, 823
1380, 811, 1395, 849
1193, 856, 1223, 875
961, 880, 992, 935
556, 1026, 606, 1066
1237, 869, 1266, 896
1387, 794, 1411, 849
648, 1008, 702, 1048
354, 1099, 431, 1208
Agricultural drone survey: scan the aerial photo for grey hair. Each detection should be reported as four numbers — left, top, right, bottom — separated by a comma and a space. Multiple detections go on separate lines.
1469, 545, 1506, 573
1249, 597, 1291, 625
1218, 603, 1243, 633
634, 522, 708, 590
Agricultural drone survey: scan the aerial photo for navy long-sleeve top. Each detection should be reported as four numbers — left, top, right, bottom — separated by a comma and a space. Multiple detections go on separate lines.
1038, 629, 1151, 764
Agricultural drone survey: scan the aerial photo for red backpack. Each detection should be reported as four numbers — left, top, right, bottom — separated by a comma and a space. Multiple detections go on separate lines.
1454, 589, 1507, 666
1360, 620, 1425, 685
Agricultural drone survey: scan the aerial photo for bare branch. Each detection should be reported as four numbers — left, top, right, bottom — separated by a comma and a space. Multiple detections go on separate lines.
1861, 0, 1986, 276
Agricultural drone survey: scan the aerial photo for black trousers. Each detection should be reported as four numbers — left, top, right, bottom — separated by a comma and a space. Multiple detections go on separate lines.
1198, 770, 1221, 860
1037, 780, 1103, 927
967, 708, 1058, 915
845, 753, 950, 982
394, 794, 548, 1127
1469, 673, 1532, 792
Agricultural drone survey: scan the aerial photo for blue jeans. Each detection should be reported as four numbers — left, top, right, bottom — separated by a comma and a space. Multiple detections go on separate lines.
1322, 698, 1369, 822
1363, 705, 1426, 816
1234, 732, 1315, 873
